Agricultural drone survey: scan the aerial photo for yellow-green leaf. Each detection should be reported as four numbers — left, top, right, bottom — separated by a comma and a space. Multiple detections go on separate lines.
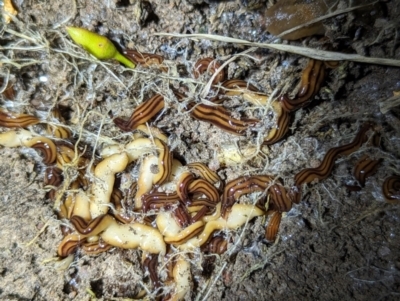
66, 26, 135, 68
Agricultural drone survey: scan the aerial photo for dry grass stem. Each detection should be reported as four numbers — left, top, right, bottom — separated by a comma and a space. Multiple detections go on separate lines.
155, 33, 400, 67
380, 94, 400, 114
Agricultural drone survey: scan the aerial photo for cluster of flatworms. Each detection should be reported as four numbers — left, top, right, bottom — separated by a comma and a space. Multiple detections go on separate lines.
1, 36, 399, 300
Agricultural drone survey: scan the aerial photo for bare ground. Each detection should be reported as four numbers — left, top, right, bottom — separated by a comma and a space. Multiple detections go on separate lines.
0, 0, 400, 300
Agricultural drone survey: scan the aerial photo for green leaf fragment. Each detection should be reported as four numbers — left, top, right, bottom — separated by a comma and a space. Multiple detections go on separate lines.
66, 26, 135, 68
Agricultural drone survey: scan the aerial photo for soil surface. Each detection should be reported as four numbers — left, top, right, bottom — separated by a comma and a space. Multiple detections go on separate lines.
1, 0, 400, 301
